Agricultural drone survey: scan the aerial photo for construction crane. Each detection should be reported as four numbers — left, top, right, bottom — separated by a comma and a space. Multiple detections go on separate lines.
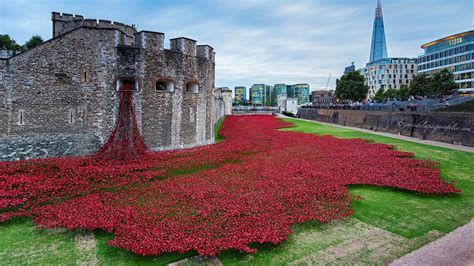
325, 74, 332, 90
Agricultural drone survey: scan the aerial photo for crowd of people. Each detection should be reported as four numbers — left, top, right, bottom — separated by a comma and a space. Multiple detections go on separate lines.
304, 95, 467, 112
305, 100, 421, 112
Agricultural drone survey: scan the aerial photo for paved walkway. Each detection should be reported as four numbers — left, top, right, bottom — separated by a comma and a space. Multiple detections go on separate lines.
390, 220, 474, 266
284, 116, 474, 153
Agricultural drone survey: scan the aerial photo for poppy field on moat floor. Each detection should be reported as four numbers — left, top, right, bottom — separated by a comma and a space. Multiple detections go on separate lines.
0, 115, 462, 258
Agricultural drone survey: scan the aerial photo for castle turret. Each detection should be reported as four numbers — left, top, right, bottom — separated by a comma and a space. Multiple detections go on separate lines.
197, 45, 215, 63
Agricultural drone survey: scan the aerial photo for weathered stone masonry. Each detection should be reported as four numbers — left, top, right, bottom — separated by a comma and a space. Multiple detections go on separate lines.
0, 12, 221, 161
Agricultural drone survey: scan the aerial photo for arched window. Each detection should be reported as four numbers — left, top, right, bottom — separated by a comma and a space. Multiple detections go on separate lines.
155, 79, 174, 92
186, 81, 199, 93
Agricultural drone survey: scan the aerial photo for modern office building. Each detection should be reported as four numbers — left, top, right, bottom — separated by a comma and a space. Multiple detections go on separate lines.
272, 84, 288, 106
362, 0, 417, 98
249, 84, 267, 106
417, 30, 474, 92
265, 84, 273, 106
364, 58, 417, 97
369, 0, 388, 63
234, 86, 247, 104
288, 84, 310, 105
250, 83, 309, 106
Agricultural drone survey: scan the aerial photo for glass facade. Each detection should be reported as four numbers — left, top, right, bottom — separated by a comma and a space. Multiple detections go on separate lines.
369, 0, 388, 63
250, 83, 310, 106
265, 85, 273, 106
424, 33, 474, 54
234, 86, 247, 104
250, 84, 266, 106
272, 84, 288, 106
418, 31, 474, 92
288, 84, 310, 105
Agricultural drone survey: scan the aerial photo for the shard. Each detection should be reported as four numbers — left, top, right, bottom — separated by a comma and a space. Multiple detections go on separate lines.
369, 0, 388, 62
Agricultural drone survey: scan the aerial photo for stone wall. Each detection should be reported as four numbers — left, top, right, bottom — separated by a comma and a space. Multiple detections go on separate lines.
1, 27, 119, 161
211, 89, 231, 129
0, 134, 101, 161
297, 108, 474, 147
0, 12, 217, 161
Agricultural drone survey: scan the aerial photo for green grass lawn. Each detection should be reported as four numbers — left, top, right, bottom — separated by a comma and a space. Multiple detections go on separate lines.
1, 117, 472, 265
214, 116, 225, 142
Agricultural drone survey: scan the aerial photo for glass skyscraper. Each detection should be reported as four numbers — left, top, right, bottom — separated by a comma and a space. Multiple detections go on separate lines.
362, 0, 418, 98
369, 0, 388, 63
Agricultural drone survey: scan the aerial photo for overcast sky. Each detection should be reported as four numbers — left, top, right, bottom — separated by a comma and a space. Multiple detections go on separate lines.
1, 0, 472, 91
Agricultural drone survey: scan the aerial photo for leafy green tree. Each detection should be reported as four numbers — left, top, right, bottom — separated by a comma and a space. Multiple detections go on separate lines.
398, 85, 410, 101
430, 68, 458, 95
335, 71, 368, 101
0, 34, 21, 51
385, 88, 398, 100
409, 73, 431, 97
23, 35, 44, 50
373, 87, 385, 102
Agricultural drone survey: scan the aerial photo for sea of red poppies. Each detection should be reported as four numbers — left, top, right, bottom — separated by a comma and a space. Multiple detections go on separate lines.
0, 115, 460, 256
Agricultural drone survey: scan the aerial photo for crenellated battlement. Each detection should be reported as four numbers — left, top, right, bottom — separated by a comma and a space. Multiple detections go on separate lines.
134, 31, 165, 50
168, 38, 214, 62
51, 12, 83, 22
170, 37, 197, 56
197, 45, 215, 62
52, 12, 137, 42
51, 12, 213, 61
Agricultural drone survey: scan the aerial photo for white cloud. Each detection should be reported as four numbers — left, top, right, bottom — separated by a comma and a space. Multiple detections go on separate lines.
0, 0, 471, 91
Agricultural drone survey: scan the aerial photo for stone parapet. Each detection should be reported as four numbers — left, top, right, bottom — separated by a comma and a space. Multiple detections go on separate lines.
297, 108, 474, 147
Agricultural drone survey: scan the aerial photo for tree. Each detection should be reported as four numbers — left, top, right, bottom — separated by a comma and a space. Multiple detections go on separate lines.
23, 35, 44, 50
430, 68, 458, 95
335, 71, 369, 101
0, 34, 21, 51
385, 88, 398, 100
409, 73, 431, 97
265, 99, 272, 107
373, 87, 385, 102
398, 85, 410, 101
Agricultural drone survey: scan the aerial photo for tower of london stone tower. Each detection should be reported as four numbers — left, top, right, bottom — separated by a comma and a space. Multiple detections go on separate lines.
0, 12, 225, 161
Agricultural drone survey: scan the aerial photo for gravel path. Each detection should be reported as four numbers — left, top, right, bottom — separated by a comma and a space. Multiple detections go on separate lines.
390, 220, 474, 266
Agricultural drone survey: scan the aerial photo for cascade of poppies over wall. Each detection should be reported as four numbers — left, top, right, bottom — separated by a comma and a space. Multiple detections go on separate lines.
95, 81, 147, 161
0, 115, 460, 256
